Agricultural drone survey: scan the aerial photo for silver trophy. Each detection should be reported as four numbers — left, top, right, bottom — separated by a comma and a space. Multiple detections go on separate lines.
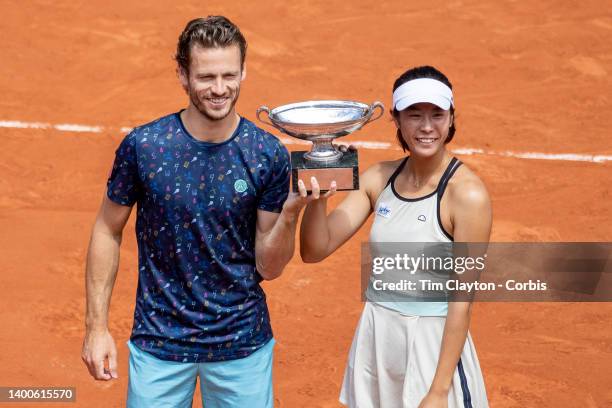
256, 100, 384, 192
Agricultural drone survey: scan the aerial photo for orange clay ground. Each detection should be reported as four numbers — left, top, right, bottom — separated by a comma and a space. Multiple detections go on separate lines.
0, 1, 611, 407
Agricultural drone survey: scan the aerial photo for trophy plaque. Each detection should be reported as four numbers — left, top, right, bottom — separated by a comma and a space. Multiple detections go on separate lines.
256, 100, 384, 192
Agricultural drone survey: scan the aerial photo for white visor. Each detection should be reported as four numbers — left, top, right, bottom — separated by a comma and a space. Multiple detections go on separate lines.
393, 78, 454, 111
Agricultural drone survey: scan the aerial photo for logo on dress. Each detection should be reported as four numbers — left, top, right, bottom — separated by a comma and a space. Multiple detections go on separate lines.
234, 179, 248, 193
417, 214, 427, 222
376, 203, 392, 218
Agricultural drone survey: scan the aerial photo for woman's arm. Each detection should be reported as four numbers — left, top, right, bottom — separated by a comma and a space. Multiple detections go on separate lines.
300, 162, 392, 263
420, 176, 492, 407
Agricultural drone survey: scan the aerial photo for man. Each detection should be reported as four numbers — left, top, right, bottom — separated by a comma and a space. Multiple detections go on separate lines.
81, 16, 317, 407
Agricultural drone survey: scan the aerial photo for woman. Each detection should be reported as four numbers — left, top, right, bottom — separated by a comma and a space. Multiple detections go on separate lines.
298, 66, 491, 407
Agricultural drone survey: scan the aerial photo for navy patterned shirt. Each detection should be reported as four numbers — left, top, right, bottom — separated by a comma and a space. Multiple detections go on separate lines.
107, 112, 290, 362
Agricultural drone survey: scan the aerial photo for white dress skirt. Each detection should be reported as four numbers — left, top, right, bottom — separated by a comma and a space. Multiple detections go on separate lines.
340, 302, 489, 408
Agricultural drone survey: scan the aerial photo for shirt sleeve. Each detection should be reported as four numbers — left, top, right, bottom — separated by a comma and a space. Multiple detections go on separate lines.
106, 133, 142, 206
257, 141, 290, 213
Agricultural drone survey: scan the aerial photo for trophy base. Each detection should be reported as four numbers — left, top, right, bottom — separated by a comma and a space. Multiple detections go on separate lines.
291, 150, 359, 193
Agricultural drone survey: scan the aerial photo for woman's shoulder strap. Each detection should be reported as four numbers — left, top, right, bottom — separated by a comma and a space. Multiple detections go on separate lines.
385, 156, 409, 187
436, 157, 463, 197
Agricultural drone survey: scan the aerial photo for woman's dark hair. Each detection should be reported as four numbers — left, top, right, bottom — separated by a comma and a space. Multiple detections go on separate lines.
392, 66, 456, 152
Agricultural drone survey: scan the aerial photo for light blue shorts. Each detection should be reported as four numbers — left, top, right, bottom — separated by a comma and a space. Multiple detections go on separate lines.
126, 339, 275, 408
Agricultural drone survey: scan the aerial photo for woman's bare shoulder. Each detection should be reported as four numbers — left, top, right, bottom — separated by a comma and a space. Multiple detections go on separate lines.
361, 158, 405, 188
447, 161, 490, 207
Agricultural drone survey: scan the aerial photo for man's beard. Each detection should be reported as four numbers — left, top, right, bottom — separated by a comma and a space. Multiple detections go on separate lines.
189, 86, 240, 122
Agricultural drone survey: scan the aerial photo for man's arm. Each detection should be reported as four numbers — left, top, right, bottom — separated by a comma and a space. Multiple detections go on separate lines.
254, 209, 296, 281
255, 179, 336, 280
81, 195, 133, 381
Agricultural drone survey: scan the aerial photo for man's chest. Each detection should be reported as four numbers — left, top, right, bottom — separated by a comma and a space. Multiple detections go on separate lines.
138, 145, 262, 216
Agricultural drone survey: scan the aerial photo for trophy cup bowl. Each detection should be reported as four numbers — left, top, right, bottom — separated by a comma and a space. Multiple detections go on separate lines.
257, 100, 384, 192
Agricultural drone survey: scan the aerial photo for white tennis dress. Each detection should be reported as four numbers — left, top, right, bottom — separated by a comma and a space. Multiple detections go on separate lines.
340, 157, 489, 408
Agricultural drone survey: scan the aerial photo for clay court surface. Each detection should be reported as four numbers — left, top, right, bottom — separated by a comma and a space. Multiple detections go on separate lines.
1, 1, 611, 406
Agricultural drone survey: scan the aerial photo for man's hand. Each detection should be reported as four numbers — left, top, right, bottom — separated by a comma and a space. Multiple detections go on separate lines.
255, 176, 337, 279
283, 144, 354, 217
282, 177, 337, 218
81, 329, 118, 380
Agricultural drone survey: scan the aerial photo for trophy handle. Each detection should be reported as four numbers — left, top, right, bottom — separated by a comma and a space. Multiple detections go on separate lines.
256, 106, 275, 127
365, 101, 385, 123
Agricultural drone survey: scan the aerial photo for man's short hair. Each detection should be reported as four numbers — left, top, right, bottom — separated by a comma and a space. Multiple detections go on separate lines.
175, 16, 247, 74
